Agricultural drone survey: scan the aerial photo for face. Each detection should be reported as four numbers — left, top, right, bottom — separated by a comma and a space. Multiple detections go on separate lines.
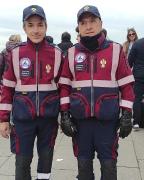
23, 15, 47, 43
128, 30, 136, 42
78, 13, 102, 37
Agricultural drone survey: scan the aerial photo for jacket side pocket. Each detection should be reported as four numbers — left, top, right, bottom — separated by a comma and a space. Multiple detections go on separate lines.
70, 93, 90, 119
12, 95, 35, 121
95, 94, 119, 121
40, 94, 60, 119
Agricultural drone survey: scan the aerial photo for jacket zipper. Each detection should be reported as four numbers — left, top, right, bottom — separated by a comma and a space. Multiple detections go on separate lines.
90, 55, 94, 117
36, 50, 39, 116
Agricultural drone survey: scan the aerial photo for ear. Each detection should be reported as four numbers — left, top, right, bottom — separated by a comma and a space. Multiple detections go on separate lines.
100, 20, 103, 27
23, 23, 26, 33
45, 22, 47, 30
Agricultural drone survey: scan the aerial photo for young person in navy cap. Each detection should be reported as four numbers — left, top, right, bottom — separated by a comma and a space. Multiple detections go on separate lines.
59, 5, 135, 180
0, 5, 62, 180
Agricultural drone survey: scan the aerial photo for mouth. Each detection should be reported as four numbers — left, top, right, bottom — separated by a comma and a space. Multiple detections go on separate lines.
85, 32, 94, 35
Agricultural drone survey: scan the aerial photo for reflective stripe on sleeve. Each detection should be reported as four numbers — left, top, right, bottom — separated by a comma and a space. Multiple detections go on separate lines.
0, 104, 12, 111
118, 75, 134, 86
60, 97, 70, 104
59, 77, 71, 85
3, 79, 16, 87
120, 100, 133, 109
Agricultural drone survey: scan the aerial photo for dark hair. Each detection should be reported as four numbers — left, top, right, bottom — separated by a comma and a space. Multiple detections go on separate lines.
101, 29, 107, 38
75, 26, 79, 33
61, 32, 71, 41
46, 35, 53, 43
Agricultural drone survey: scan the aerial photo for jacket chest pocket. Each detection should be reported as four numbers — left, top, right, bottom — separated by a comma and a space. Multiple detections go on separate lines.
95, 94, 119, 121
40, 94, 60, 119
70, 93, 90, 119
12, 95, 36, 121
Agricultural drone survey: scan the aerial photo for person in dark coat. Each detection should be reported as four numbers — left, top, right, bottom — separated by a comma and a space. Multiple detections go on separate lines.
57, 32, 73, 53
128, 38, 144, 129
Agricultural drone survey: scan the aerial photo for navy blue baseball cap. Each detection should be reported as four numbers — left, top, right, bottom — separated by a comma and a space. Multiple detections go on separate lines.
23, 5, 46, 22
77, 5, 101, 22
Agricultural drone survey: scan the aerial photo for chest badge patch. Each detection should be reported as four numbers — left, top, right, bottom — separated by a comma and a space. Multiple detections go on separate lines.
20, 58, 31, 69
75, 53, 86, 63
100, 59, 107, 68
46, 64, 51, 73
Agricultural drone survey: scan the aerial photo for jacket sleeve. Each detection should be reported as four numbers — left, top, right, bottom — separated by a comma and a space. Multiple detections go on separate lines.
116, 47, 135, 112
58, 55, 73, 111
0, 50, 16, 122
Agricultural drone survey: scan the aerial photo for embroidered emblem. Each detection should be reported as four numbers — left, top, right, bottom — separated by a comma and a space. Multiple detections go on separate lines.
46, 64, 51, 73
20, 58, 31, 69
31, 8, 37, 12
83, 6, 90, 11
75, 53, 86, 63
100, 59, 106, 68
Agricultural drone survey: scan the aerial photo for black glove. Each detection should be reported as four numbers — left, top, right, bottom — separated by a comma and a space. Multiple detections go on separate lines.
119, 110, 132, 139
60, 111, 77, 137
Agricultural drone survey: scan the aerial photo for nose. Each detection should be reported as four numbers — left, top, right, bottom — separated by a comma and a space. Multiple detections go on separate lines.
85, 22, 92, 30
33, 26, 39, 33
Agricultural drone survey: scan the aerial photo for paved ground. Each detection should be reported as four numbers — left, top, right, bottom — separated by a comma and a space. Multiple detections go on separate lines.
0, 128, 144, 180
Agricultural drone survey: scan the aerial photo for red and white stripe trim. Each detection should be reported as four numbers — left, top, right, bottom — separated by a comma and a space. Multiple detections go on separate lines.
68, 47, 76, 80
0, 103, 12, 111
3, 79, 16, 87
12, 47, 20, 79
118, 75, 134, 86
71, 80, 118, 88
120, 100, 133, 108
111, 43, 120, 81
60, 97, 70, 104
54, 48, 61, 78
59, 77, 71, 85
15, 83, 57, 92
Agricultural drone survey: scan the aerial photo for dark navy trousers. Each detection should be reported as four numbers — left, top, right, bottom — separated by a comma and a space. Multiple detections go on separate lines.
73, 119, 119, 161
10, 118, 58, 156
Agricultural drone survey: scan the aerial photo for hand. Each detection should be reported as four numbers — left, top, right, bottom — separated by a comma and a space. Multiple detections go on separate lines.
0, 122, 11, 138
60, 111, 77, 137
119, 110, 132, 139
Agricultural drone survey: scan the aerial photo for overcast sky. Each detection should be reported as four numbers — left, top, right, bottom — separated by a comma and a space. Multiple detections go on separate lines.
0, 0, 144, 51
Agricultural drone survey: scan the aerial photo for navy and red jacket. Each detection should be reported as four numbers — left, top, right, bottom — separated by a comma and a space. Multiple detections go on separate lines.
59, 35, 135, 121
0, 38, 62, 122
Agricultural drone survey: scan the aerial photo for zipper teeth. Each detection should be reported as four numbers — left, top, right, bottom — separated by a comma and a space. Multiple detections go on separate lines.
90, 55, 94, 117
36, 51, 39, 116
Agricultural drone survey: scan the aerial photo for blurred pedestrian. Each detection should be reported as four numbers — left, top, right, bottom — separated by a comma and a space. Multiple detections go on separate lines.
129, 37, 144, 129
57, 32, 73, 54
123, 28, 138, 58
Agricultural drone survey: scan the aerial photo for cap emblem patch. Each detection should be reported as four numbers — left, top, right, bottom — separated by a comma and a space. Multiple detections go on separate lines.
83, 6, 90, 11
31, 8, 37, 12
